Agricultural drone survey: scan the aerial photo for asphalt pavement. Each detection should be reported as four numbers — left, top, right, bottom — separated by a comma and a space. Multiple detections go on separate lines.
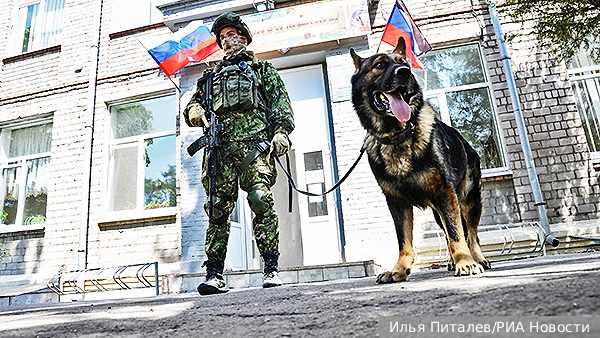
1, 251, 600, 337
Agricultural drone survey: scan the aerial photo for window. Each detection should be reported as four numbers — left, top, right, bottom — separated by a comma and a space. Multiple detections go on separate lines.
12, 0, 65, 55
568, 49, 600, 160
112, 0, 171, 32
0, 122, 52, 227
414, 43, 506, 171
304, 151, 328, 217
108, 95, 177, 213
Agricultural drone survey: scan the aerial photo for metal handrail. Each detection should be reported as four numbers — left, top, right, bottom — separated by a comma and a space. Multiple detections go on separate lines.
113, 265, 131, 290
90, 268, 108, 291
46, 262, 160, 296
67, 270, 85, 293
528, 222, 542, 252
46, 271, 63, 295
414, 222, 547, 263
435, 231, 447, 259
137, 263, 154, 288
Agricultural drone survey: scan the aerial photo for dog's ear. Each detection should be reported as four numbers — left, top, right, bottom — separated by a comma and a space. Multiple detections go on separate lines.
350, 48, 363, 71
393, 37, 407, 58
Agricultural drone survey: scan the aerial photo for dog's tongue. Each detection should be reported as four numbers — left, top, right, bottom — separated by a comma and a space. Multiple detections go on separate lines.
384, 92, 411, 122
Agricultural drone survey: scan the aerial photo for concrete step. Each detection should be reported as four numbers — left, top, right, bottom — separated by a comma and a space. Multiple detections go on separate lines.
166, 260, 376, 293
1, 261, 376, 304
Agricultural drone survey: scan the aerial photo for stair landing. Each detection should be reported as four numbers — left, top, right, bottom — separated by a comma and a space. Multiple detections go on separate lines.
168, 260, 376, 293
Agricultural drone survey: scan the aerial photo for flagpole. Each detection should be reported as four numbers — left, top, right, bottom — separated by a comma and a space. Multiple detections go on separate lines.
377, 6, 391, 54
167, 74, 182, 93
379, 0, 431, 68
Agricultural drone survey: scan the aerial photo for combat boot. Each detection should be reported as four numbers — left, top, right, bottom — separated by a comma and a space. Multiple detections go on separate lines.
197, 259, 229, 295
262, 250, 283, 288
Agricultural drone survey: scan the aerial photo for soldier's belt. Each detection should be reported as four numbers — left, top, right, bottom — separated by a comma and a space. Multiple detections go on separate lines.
239, 141, 270, 171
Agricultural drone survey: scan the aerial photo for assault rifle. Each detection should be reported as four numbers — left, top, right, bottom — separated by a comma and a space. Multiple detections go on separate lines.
187, 74, 223, 219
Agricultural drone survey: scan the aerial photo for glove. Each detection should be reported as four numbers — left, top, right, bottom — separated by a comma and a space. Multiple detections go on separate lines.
271, 131, 290, 156
184, 103, 209, 128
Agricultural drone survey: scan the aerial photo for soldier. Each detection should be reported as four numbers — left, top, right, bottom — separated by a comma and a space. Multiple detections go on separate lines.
184, 12, 294, 295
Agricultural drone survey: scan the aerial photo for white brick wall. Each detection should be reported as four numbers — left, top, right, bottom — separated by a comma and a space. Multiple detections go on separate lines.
88, 70, 182, 271
2, 0, 599, 280
1, 0, 182, 278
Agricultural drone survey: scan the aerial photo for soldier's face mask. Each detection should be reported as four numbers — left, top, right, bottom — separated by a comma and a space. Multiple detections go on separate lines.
221, 34, 247, 59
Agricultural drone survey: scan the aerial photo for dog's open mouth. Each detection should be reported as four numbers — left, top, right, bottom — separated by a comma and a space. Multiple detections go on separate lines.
373, 88, 411, 122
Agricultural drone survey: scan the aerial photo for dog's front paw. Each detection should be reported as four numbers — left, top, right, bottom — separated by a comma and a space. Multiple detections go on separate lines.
479, 259, 491, 270
376, 269, 411, 284
454, 259, 484, 276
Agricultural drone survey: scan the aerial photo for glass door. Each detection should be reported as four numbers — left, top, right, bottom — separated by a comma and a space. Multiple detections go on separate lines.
225, 191, 258, 270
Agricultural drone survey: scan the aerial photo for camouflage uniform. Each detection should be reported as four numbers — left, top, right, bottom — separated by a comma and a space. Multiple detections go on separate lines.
185, 50, 294, 262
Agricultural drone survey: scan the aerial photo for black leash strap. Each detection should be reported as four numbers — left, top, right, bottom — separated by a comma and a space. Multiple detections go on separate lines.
285, 153, 293, 213
274, 147, 366, 199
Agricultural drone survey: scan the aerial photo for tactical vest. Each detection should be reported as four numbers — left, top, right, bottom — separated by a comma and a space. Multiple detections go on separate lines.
197, 58, 263, 115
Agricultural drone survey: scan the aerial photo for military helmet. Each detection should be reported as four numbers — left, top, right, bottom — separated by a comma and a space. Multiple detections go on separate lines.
211, 12, 253, 48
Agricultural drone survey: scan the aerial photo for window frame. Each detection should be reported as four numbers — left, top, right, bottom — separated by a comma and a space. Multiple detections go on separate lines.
0, 118, 52, 233
111, 0, 169, 33
567, 62, 600, 162
103, 93, 178, 223
419, 42, 510, 178
9, 0, 65, 57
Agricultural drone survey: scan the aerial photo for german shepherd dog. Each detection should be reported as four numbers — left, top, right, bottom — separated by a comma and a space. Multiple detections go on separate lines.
350, 37, 490, 283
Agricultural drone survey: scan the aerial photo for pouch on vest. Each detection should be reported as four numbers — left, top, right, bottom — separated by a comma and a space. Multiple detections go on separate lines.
212, 61, 258, 115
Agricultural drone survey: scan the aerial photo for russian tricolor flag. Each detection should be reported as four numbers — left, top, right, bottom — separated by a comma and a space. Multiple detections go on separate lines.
139, 22, 223, 77
381, 1, 431, 69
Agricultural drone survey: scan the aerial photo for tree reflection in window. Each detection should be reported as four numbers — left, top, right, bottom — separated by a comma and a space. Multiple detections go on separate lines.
572, 79, 600, 153
144, 136, 176, 210
109, 95, 176, 212
422, 44, 486, 91
419, 43, 505, 170
447, 88, 504, 169
24, 157, 49, 224
568, 48, 600, 154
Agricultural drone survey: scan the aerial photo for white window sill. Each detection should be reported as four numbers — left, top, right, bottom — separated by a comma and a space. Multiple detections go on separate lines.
590, 153, 600, 172
2, 45, 61, 64
481, 167, 513, 183
98, 207, 178, 228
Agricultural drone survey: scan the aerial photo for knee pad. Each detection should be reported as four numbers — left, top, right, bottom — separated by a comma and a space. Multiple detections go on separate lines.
247, 184, 273, 215
204, 193, 234, 224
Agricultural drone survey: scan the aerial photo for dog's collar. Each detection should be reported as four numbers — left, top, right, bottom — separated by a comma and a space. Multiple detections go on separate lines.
372, 121, 415, 145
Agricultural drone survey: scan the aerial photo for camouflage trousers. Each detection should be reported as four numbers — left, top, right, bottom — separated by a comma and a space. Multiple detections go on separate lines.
202, 141, 279, 262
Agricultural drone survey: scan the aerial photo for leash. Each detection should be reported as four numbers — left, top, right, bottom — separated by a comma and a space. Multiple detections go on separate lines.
273, 147, 366, 201
241, 140, 366, 212
271, 122, 411, 211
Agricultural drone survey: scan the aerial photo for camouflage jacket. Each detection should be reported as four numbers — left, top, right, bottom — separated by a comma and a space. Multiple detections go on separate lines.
185, 50, 294, 144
